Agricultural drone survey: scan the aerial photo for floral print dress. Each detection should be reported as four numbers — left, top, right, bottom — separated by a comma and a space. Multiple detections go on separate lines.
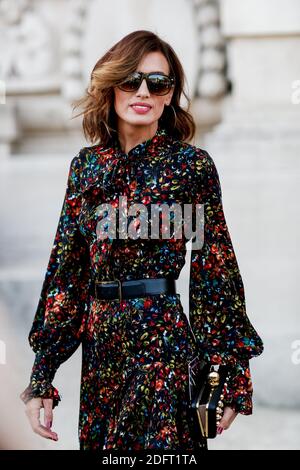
20, 125, 264, 451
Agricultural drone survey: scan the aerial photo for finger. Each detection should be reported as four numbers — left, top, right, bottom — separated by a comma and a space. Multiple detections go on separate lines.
26, 401, 58, 440
218, 406, 238, 431
43, 398, 54, 429
35, 423, 58, 441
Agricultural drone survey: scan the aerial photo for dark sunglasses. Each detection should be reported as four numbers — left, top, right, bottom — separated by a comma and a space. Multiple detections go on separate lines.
117, 71, 175, 96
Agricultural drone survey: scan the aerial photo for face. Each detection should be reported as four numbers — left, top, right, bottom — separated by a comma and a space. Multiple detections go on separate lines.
113, 51, 175, 130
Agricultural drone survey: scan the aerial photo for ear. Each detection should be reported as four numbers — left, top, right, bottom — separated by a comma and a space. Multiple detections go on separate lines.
166, 87, 175, 105
165, 96, 173, 106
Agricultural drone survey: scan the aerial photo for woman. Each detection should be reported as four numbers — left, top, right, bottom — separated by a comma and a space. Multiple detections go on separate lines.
20, 30, 264, 451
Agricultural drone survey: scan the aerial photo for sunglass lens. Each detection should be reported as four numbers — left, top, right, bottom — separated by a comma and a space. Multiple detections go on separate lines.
118, 73, 141, 92
147, 74, 172, 95
118, 73, 173, 95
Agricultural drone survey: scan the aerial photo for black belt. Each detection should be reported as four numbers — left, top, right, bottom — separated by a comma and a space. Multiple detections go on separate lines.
92, 277, 176, 301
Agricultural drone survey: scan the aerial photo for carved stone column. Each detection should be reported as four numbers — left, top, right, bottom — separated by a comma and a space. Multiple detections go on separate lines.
0, 0, 59, 157
204, 0, 300, 409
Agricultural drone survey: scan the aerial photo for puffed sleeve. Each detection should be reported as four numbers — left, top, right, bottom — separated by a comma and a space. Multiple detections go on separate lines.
189, 148, 264, 415
20, 150, 91, 408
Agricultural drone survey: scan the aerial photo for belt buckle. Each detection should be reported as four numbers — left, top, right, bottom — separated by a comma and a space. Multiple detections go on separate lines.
115, 278, 122, 302
94, 279, 122, 302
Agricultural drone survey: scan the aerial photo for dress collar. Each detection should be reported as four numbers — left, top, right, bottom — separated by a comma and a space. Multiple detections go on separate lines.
109, 124, 169, 157
80, 125, 173, 194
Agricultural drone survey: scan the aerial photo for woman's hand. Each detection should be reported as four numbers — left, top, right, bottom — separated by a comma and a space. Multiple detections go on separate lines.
217, 406, 238, 434
24, 397, 58, 441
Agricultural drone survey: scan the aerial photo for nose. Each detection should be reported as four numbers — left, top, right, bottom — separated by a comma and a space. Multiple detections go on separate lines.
136, 78, 150, 97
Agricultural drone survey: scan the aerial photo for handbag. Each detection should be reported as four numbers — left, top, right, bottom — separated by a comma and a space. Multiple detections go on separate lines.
188, 353, 231, 439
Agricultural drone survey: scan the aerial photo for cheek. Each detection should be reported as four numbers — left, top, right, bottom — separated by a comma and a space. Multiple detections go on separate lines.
153, 98, 167, 116
114, 90, 129, 116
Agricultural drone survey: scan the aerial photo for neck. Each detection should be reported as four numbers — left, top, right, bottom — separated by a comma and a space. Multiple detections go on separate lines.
117, 122, 159, 154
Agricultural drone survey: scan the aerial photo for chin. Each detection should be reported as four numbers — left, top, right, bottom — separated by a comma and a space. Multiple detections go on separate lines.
124, 117, 153, 126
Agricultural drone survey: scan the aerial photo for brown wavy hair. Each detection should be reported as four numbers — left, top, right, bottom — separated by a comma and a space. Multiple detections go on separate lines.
71, 30, 196, 147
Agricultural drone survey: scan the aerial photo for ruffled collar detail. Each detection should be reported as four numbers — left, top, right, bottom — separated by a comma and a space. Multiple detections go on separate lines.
80, 126, 173, 194
109, 125, 169, 157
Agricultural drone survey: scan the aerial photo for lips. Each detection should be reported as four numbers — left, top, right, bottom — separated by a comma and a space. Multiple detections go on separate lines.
130, 103, 152, 110
130, 103, 152, 114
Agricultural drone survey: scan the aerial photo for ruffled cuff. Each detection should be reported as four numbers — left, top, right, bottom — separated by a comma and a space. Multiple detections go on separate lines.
223, 360, 253, 415
20, 351, 61, 408
20, 382, 61, 408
